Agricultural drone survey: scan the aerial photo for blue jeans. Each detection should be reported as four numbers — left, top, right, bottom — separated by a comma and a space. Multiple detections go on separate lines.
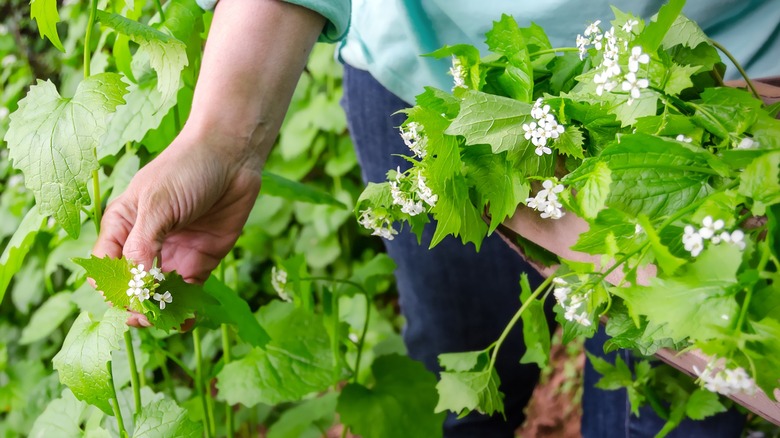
341, 65, 745, 438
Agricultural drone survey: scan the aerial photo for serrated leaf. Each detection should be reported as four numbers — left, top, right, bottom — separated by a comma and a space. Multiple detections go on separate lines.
738, 151, 780, 216
485, 14, 533, 102
337, 354, 445, 438
746, 318, 780, 399
96, 11, 187, 105
564, 134, 714, 218
345, 253, 397, 297
635, 0, 685, 53
613, 244, 741, 343
0, 206, 44, 305
571, 209, 635, 255
132, 399, 202, 438
52, 308, 129, 415
5, 74, 128, 237
661, 14, 710, 50
435, 367, 504, 417
216, 301, 337, 407
30, 0, 64, 52
663, 63, 699, 96
446, 90, 533, 154
575, 160, 611, 219
429, 175, 487, 250
636, 214, 685, 275
199, 276, 270, 347
73, 256, 134, 309
685, 389, 726, 420
554, 125, 585, 159
99, 78, 177, 159
415, 87, 460, 119
519, 274, 550, 368
462, 145, 528, 233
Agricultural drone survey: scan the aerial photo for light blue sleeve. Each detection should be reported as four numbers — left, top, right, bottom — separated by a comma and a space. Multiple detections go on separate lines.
195, 0, 350, 43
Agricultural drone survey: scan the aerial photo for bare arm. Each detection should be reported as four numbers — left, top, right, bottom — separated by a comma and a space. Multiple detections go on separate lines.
93, 0, 326, 326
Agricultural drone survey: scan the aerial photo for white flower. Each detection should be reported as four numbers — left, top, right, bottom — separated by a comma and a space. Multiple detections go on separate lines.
594, 72, 617, 96
153, 291, 173, 310
682, 225, 704, 257
729, 229, 746, 250
699, 216, 725, 240
358, 208, 398, 241
400, 122, 426, 158
676, 134, 692, 143
694, 360, 757, 397
271, 266, 290, 301
584, 20, 601, 37
535, 144, 552, 156
576, 34, 590, 59
736, 137, 758, 149
449, 56, 468, 90
527, 180, 565, 220
415, 171, 438, 207
149, 265, 165, 282
531, 98, 550, 120
621, 19, 638, 33
136, 288, 150, 302
621, 72, 649, 105
130, 264, 146, 277
627, 46, 650, 73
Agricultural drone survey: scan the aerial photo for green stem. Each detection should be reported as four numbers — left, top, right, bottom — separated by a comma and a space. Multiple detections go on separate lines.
489, 275, 553, 371
331, 288, 341, 377
108, 362, 129, 438
160, 358, 178, 402
221, 324, 234, 438
193, 328, 213, 438
161, 348, 196, 381
154, 0, 166, 21
124, 331, 142, 414
709, 39, 761, 101
83, 0, 99, 79
352, 296, 371, 383
530, 47, 579, 58
92, 169, 102, 233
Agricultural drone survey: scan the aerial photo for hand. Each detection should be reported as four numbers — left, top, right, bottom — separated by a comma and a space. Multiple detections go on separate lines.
93, 128, 262, 326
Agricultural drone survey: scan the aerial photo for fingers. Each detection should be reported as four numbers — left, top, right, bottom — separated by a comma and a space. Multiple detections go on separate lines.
126, 310, 152, 328
92, 198, 134, 259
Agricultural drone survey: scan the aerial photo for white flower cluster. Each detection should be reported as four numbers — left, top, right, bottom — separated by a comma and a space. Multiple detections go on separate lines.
577, 20, 651, 105
736, 137, 758, 150
400, 122, 427, 158
126, 263, 172, 309
526, 179, 565, 220
693, 360, 757, 397
553, 278, 593, 327
523, 98, 565, 156
390, 169, 438, 216
675, 134, 693, 143
682, 216, 746, 257
271, 267, 291, 302
449, 56, 468, 90
358, 208, 398, 240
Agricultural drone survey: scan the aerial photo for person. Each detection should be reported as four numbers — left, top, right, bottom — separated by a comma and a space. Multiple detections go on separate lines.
93, 0, 780, 436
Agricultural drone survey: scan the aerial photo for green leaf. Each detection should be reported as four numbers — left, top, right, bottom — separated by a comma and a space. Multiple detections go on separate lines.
636, 215, 686, 275
19, 292, 76, 344
73, 255, 218, 332
216, 301, 338, 407
200, 276, 271, 347
663, 63, 699, 96
51, 308, 129, 415
415, 87, 461, 119
30, 0, 64, 52
564, 134, 714, 218
99, 77, 178, 159
685, 389, 726, 420
96, 11, 187, 105
261, 171, 345, 208
485, 14, 533, 102
575, 160, 611, 219
604, 300, 679, 356
337, 354, 445, 438
429, 175, 488, 250
746, 318, 780, 399
132, 399, 202, 438
661, 14, 710, 50
462, 145, 528, 233
267, 393, 338, 438
554, 125, 585, 159
5, 74, 128, 237
635, 0, 685, 53
0, 206, 44, 305
613, 244, 742, 343
446, 90, 533, 154
28, 389, 88, 438
571, 209, 635, 255
518, 274, 550, 368
345, 253, 397, 297
738, 151, 780, 216
436, 367, 504, 418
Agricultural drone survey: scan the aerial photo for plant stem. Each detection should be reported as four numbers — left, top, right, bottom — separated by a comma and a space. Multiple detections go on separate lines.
352, 296, 371, 384
83, 0, 99, 79
92, 169, 102, 233
530, 47, 579, 58
124, 331, 142, 414
193, 328, 213, 438
221, 324, 235, 438
160, 358, 178, 402
154, 0, 166, 22
489, 275, 553, 371
108, 361, 129, 438
709, 39, 761, 101
331, 288, 341, 375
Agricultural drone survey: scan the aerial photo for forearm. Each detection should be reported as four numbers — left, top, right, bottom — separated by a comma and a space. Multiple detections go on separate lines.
183, 0, 326, 167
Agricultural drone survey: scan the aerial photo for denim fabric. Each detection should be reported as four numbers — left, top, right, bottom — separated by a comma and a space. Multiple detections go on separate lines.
341, 64, 746, 438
